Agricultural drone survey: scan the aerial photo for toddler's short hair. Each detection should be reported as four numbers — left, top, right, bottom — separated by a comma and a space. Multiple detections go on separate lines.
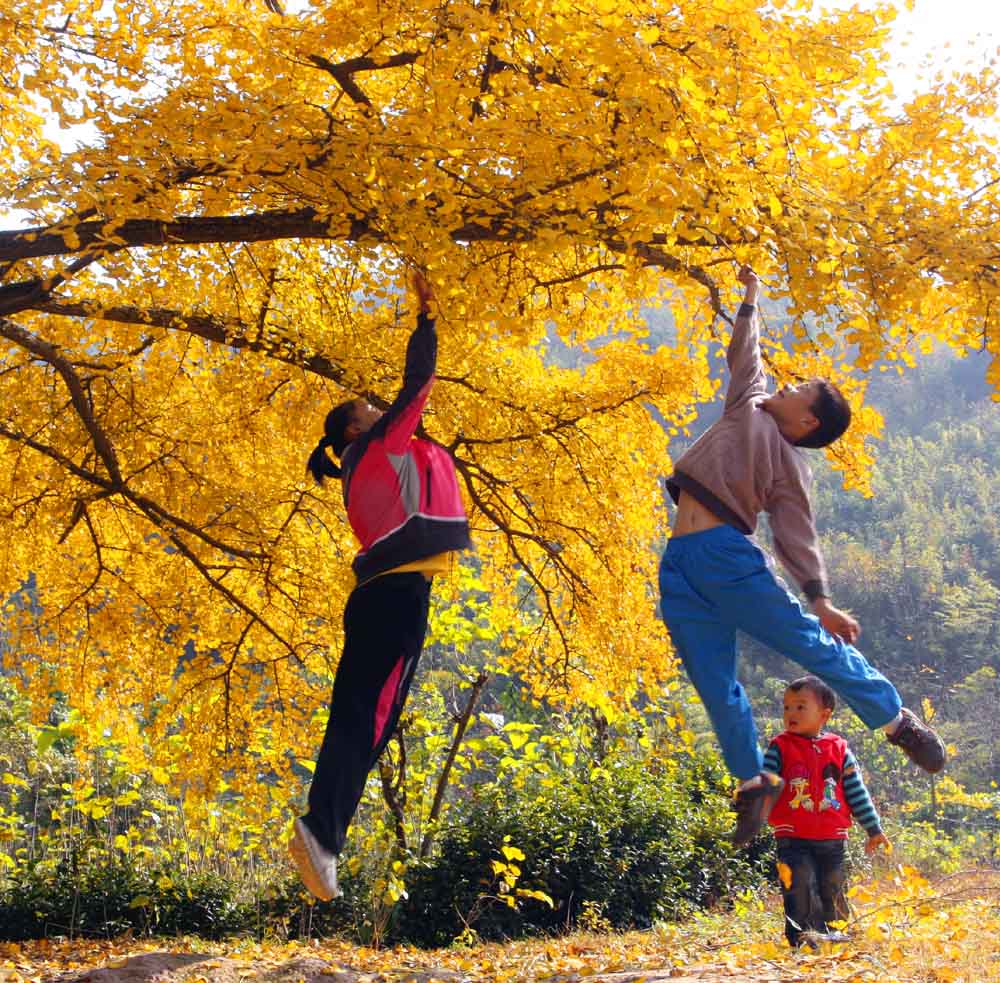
786, 674, 836, 711
796, 381, 851, 449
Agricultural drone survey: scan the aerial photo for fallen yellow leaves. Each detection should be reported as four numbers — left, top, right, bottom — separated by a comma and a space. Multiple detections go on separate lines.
1, 870, 999, 982
776, 862, 793, 891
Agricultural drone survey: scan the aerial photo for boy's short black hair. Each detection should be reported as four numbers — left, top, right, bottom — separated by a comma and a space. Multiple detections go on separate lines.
796, 381, 851, 449
786, 675, 836, 711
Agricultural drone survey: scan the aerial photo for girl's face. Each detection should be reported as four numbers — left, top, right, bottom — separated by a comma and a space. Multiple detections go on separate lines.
350, 400, 383, 434
783, 687, 832, 738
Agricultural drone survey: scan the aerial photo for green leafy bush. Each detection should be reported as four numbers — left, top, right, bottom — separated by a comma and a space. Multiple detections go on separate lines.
392, 751, 766, 947
0, 860, 251, 940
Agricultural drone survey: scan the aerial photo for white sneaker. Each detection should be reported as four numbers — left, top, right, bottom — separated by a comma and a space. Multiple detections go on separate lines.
289, 818, 342, 901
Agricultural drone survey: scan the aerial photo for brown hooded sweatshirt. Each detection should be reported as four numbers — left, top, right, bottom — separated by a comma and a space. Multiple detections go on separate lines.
666, 302, 829, 602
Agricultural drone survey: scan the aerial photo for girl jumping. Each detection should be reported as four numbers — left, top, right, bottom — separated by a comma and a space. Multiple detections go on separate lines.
290, 271, 472, 899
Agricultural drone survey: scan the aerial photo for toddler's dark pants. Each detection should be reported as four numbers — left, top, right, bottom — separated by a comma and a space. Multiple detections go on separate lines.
301, 572, 431, 855
776, 836, 849, 946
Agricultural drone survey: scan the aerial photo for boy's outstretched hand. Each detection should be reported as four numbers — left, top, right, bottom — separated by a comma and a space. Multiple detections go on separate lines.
737, 264, 760, 303
866, 831, 892, 855
812, 597, 861, 645
411, 269, 434, 315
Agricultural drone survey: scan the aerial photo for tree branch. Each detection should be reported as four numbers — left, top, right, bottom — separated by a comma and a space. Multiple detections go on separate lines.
420, 672, 488, 858
29, 299, 353, 386
307, 51, 420, 108
0, 209, 377, 264
0, 316, 123, 484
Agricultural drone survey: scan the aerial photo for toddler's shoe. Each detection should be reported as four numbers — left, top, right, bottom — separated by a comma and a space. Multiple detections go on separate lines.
886, 708, 946, 774
732, 772, 785, 848
289, 817, 342, 901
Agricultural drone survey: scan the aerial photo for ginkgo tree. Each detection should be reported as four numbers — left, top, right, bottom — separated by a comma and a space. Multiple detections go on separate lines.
1, 0, 998, 800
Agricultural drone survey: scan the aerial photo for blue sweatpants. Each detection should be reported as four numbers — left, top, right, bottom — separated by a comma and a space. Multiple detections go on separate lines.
658, 525, 902, 781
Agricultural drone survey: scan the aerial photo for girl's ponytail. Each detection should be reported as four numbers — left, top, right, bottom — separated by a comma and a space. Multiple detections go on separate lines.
306, 400, 357, 485
307, 437, 343, 484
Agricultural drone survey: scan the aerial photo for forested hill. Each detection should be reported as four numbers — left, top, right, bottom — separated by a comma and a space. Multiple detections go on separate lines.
622, 298, 999, 713
653, 336, 1000, 797
808, 348, 999, 711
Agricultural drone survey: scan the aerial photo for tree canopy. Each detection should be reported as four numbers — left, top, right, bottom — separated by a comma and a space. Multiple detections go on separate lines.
1, 0, 998, 795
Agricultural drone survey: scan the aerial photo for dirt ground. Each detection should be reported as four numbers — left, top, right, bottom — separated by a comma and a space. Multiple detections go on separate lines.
33, 945, 806, 983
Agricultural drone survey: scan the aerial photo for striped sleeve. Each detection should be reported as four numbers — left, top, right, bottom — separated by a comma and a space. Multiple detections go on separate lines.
842, 749, 881, 835
762, 742, 782, 777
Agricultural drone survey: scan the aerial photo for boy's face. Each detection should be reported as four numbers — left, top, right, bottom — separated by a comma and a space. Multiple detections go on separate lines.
763, 380, 822, 440
783, 687, 833, 738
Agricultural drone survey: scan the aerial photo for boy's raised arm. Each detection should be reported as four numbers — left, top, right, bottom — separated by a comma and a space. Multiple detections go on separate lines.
724, 266, 768, 410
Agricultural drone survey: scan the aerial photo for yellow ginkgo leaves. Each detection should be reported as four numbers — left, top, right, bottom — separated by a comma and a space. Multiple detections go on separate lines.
776, 861, 793, 890
0, 0, 997, 804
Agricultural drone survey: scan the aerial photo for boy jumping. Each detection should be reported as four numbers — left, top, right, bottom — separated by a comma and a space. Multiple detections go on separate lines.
659, 266, 945, 848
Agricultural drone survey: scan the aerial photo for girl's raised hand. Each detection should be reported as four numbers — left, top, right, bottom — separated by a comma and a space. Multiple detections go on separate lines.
411, 270, 434, 315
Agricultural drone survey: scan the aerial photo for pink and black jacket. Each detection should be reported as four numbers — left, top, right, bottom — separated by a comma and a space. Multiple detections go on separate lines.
340, 312, 472, 584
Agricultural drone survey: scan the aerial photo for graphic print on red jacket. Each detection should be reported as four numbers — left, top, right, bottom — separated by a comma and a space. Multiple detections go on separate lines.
340, 312, 472, 584
767, 731, 852, 840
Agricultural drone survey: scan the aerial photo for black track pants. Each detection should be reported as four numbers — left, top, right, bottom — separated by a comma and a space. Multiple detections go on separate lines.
775, 837, 849, 946
302, 572, 431, 854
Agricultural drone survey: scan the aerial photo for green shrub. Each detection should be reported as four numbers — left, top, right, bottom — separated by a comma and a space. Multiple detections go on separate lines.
391, 751, 767, 947
0, 860, 252, 940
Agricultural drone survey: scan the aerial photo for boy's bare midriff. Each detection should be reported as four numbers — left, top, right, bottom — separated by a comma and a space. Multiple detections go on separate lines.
671, 490, 727, 537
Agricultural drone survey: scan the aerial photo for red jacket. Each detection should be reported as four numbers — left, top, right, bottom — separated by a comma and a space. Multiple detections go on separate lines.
768, 732, 852, 840
341, 313, 472, 584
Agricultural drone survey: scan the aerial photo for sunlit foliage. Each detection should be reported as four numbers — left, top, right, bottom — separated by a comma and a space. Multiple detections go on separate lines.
1, 0, 998, 798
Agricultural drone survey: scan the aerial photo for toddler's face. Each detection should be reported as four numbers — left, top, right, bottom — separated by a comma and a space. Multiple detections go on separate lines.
783, 687, 832, 737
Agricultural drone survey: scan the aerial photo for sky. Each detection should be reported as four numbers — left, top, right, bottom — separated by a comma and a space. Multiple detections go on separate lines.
840, 0, 999, 96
